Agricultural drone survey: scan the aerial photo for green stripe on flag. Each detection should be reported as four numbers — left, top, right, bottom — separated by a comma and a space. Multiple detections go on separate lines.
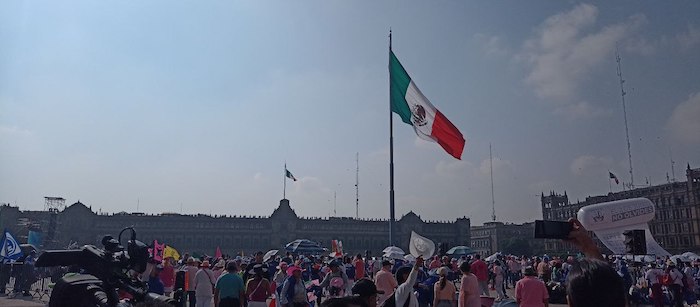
389, 51, 413, 125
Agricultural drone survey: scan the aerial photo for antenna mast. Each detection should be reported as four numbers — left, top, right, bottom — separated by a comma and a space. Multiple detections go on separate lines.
670, 148, 677, 182
334, 190, 337, 217
616, 48, 634, 188
490, 143, 496, 222
355, 152, 359, 219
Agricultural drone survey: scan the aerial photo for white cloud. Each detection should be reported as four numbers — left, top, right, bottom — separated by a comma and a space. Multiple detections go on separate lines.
474, 34, 510, 57
519, 4, 647, 106
677, 24, 700, 51
435, 159, 472, 177
570, 155, 614, 176
667, 92, 700, 144
0, 125, 33, 137
553, 101, 613, 120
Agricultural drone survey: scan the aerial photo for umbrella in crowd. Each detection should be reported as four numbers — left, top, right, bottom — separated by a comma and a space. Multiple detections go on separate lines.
446, 246, 475, 257
285, 239, 326, 254
682, 252, 700, 261
382, 246, 405, 260
263, 249, 278, 262
485, 252, 501, 262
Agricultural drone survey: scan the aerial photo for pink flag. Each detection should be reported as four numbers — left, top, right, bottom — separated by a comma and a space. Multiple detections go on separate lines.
215, 246, 222, 259
153, 240, 165, 262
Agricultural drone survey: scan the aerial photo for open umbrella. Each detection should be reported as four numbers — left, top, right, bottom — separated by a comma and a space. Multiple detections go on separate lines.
383, 246, 405, 254
263, 249, 279, 262
446, 246, 475, 257
383, 251, 405, 260
682, 252, 700, 261
485, 252, 501, 262
285, 239, 326, 254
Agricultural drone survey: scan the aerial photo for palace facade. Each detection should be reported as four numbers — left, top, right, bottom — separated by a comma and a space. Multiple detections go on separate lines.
0, 199, 471, 256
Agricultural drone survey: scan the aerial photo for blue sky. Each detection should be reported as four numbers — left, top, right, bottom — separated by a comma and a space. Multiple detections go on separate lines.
1, 1, 699, 225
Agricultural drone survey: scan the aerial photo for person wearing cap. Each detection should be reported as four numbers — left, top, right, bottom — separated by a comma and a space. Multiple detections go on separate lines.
185, 257, 200, 307
374, 260, 397, 306
352, 278, 384, 307
194, 260, 216, 307
514, 266, 548, 307
320, 260, 350, 295
280, 266, 307, 307
215, 261, 245, 307
273, 262, 289, 299
147, 264, 165, 295
433, 267, 456, 307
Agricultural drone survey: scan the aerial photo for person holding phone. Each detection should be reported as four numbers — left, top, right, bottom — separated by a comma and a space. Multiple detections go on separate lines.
563, 219, 626, 307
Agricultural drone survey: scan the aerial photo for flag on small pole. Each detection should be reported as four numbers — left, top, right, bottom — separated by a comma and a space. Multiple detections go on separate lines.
283, 163, 297, 199
0, 229, 24, 263
609, 172, 620, 184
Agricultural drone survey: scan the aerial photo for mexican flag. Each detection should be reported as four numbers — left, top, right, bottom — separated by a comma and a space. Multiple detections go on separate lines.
390, 50, 466, 159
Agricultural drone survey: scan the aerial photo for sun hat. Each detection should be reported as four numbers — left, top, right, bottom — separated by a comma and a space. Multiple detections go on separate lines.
277, 262, 289, 270
201, 260, 210, 268
214, 259, 226, 269
248, 264, 269, 275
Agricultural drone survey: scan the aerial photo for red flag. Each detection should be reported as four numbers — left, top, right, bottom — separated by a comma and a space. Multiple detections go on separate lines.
215, 246, 222, 259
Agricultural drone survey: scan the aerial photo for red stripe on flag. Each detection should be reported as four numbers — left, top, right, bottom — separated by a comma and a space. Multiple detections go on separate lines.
432, 111, 465, 160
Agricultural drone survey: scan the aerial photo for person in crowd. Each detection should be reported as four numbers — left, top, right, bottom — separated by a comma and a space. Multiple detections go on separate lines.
492, 260, 506, 301
194, 260, 216, 307
273, 262, 289, 297
215, 261, 245, 307
458, 261, 480, 307
374, 260, 398, 306
469, 254, 489, 296
666, 262, 684, 307
352, 278, 384, 307
280, 265, 308, 307
244, 252, 270, 282
160, 258, 175, 296
148, 264, 165, 295
185, 257, 200, 307
537, 256, 551, 283
354, 254, 366, 280
246, 264, 272, 307
213, 259, 226, 282
321, 260, 350, 297
515, 266, 548, 307
433, 267, 456, 307
393, 256, 423, 307
565, 218, 626, 307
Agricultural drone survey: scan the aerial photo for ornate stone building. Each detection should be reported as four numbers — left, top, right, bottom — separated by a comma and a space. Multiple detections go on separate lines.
542, 164, 700, 255
0, 199, 471, 256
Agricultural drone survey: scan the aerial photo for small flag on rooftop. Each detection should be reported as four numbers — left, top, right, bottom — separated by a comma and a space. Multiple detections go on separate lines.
609, 172, 620, 184
285, 168, 297, 181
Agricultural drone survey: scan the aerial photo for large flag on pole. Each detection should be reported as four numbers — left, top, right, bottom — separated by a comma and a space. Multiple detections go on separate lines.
390, 51, 466, 159
609, 172, 620, 184
0, 229, 24, 262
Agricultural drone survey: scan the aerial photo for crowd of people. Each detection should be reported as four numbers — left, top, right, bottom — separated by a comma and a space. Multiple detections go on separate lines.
128, 219, 664, 307
3, 218, 697, 307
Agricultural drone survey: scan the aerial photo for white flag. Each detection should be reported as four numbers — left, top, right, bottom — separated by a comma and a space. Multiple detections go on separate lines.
409, 231, 435, 258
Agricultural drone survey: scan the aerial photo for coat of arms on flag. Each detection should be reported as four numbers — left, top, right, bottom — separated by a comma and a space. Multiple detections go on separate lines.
1, 229, 24, 262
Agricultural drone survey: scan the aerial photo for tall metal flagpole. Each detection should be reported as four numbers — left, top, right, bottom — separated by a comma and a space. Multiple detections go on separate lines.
388, 29, 396, 247
283, 162, 287, 199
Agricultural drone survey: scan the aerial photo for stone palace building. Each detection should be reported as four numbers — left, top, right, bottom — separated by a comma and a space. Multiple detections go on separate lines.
541, 164, 700, 255
0, 198, 471, 256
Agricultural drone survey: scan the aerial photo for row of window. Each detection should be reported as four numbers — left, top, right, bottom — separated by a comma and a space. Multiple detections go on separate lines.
651, 222, 693, 235
654, 208, 693, 221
